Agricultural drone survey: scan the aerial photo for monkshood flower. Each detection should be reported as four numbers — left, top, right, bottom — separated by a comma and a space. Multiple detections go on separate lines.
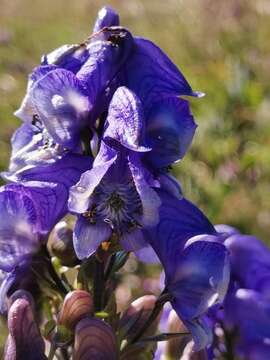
69, 87, 161, 259
145, 190, 230, 350
4, 291, 47, 360
0, 154, 90, 311
222, 288, 270, 360
13, 26, 134, 168
209, 227, 270, 359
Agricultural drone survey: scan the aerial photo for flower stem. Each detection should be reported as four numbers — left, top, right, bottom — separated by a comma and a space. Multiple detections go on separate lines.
129, 290, 172, 344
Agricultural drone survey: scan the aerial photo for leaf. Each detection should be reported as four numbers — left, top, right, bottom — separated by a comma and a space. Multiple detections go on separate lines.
140, 332, 190, 343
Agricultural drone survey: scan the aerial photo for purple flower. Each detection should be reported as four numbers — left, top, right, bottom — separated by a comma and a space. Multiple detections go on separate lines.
0, 154, 90, 311
224, 234, 270, 295
14, 27, 134, 157
145, 190, 230, 350
69, 140, 161, 259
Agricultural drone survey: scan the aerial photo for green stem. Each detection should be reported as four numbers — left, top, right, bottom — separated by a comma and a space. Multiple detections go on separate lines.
129, 290, 172, 344
93, 257, 105, 311
48, 344, 56, 360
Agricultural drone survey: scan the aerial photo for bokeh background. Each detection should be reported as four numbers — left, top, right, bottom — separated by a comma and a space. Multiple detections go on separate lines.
1, 0, 270, 240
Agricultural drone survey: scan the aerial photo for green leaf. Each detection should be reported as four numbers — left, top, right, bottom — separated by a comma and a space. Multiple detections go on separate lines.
140, 332, 190, 343
43, 319, 56, 339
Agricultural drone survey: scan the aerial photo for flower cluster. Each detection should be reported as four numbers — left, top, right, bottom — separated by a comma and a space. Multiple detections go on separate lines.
1, 5, 267, 360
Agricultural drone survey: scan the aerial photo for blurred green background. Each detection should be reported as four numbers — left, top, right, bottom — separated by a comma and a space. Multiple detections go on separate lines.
0, 0, 270, 242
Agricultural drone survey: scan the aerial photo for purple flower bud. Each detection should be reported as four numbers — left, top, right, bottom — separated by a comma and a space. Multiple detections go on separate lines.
8, 289, 34, 311
120, 295, 158, 338
48, 221, 77, 266
73, 317, 118, 360
58, 290, 94, 330
4, 297, 46, 360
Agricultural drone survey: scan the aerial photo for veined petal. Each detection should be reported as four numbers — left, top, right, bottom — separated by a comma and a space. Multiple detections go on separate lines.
3, 182, 67, 235
168, 240, 229, 349
120, 228, 147, 252
145, 97, 197, 168
147, 190, 216, 274
104, 86, 150, 152
123, 37, 197, 110
92, 6, 120, 33
69, 143, 117, 214
0, 188, 39, 272
73, 216, 111, 259
42, 44, 89, 74
14, 65, 57, 122
128, 153, 161, 227
32, 69, 90, 148
8, 124, 43, 172
77, 28, 134, 118
7, 153, 91, 186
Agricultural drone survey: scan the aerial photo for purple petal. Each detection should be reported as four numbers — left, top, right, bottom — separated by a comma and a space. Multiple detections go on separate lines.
123, 37, 197, 110
93, 6, 120, 33
0, 188, 39, 272
8, 153, 91, 186
128, 153, 161, 227
224, 234, 270, 292
69, 143, 117, 214
214, 224, 240, 237
8, 124, 43, 172
32, 69, 90, 148
169, 240, 230, 350
77, 28, 134, 118
120, 229, 147, 252
3, 182, 67, 235
145, 97, 197, 168
14, 65, 57, 122
104, 86, 150, 152
146, 190, 216, 274
157, 173, 182, 199
5, 154, 91, 233
42, 44, 89, 73
73, 216, 111, 259
0, 272, 16, 313
134, 245, 160, 264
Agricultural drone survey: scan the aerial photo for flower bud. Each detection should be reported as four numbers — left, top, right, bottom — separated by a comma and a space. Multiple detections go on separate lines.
73, 317, 118, 360
58, 290, 93, 330
165, 309, 190, 359
4, 297, 46, 360
8, 289, 34, 310
48, 221, 78, 266
119, 295, 158, 338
